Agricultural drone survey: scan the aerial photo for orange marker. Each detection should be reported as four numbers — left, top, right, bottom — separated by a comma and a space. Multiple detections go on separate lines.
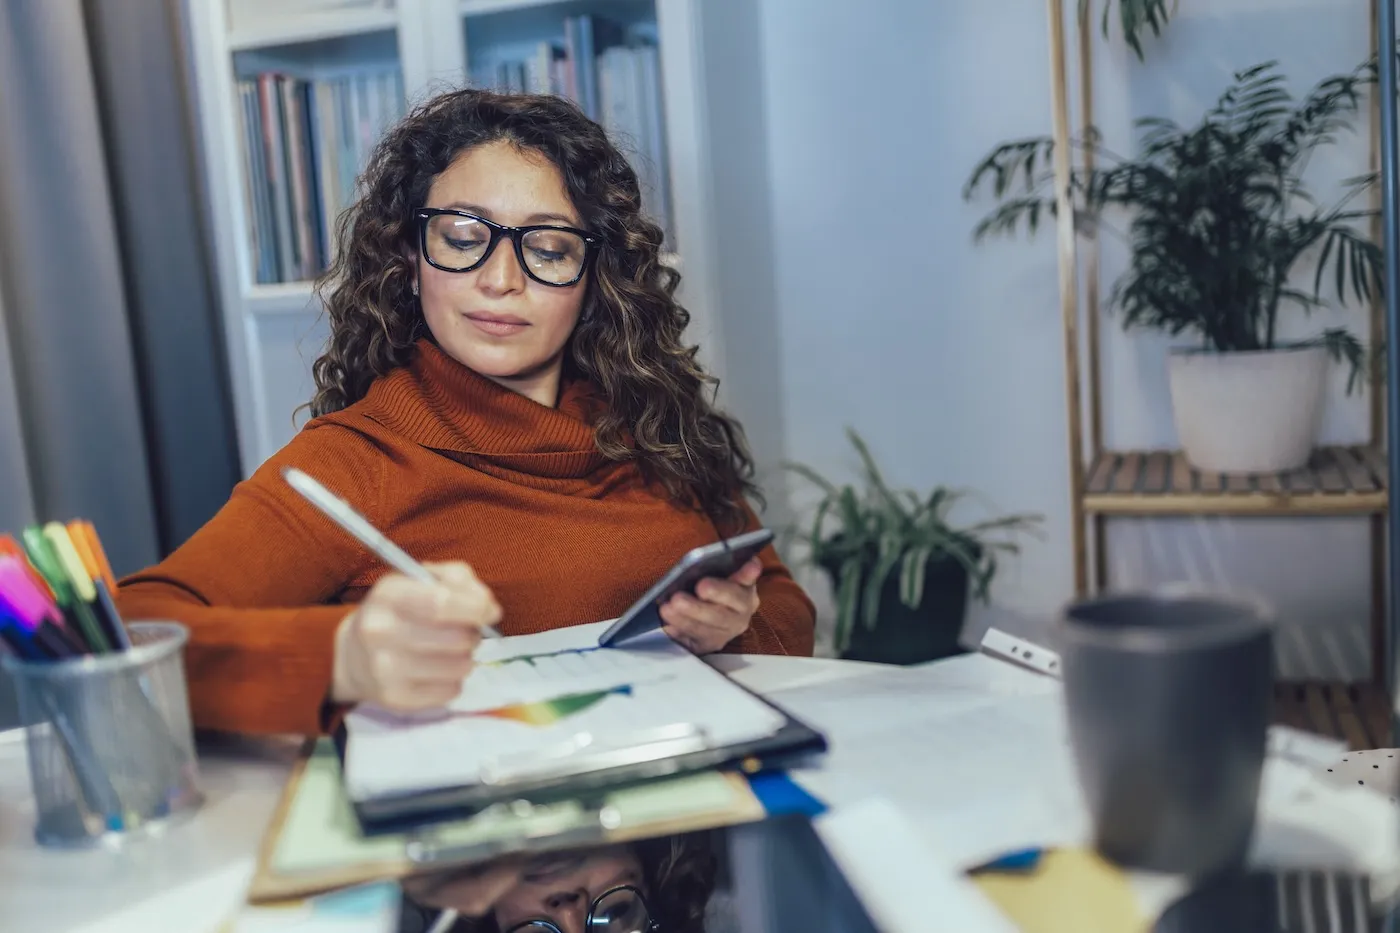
69, 521, 117, 593
65, 521, 130, 650
66, 523, 102, 584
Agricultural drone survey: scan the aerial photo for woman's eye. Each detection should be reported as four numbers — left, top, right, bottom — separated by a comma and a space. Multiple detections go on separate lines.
445, 235, 484, 251
528, 247, 567, 263
545, 891, 582, 910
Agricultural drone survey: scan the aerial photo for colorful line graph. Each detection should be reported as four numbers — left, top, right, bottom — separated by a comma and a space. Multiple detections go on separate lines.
483, 646, 603, 669
469, 684, 633, 726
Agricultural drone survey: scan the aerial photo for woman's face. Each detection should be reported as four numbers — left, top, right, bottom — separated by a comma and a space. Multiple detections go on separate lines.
416, 139, 588, 406
491, 846, 647, 933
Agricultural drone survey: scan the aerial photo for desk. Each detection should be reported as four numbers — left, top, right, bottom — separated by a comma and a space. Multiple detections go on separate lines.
0, 653, 1388, 932
0, 655, 873, 933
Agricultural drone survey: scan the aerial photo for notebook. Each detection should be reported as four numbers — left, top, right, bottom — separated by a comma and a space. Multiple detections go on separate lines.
339, 621, 825, 832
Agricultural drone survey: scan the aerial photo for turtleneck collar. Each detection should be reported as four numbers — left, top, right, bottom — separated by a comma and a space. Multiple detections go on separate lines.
356, 339, 610, 478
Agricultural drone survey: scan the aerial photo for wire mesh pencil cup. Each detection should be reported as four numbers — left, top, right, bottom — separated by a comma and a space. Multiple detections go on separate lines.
0, 622, 204, 847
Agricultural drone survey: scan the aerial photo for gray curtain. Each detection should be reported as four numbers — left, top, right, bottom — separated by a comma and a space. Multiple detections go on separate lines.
0, 0, 241, 726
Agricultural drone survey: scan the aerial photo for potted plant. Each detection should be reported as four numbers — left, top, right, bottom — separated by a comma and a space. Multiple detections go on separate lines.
786, 429, 1042, 665
964, 60, 1382, 473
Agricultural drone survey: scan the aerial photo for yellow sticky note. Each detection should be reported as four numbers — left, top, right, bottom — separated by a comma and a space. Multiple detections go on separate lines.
972, 849, 1148, 933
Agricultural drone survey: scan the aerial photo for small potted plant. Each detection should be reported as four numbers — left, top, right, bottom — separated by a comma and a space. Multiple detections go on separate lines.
786, 430, 1042, 665
965, 60, 1381, 474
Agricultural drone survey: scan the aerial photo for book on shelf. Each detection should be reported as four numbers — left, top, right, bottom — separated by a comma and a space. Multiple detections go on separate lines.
470, 14, 674, 245
236, 69, 406, 285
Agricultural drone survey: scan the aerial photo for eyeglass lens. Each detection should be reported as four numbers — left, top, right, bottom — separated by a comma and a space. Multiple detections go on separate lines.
506, 886, 651, 933
423, 214, 587, 285
587, 887, 649, 933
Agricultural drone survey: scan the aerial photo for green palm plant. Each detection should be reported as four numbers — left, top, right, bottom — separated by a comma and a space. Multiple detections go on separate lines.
963, 60, 1381, 388
786, 429, 1042, 654
1084, 0, 1176, 61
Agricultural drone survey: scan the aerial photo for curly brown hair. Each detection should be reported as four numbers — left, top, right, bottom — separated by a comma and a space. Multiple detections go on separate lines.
309, 88, 757, 529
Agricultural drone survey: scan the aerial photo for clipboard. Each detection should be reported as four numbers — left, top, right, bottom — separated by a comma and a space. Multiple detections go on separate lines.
335, 677, 827, 836
247, 736, 772, 903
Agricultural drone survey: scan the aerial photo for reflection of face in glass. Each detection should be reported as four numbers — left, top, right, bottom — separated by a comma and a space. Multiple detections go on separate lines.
400, 834, 716, 933
492, 846, 654, 933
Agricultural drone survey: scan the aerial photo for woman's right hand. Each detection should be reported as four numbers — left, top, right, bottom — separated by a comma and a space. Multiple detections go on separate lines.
330, 561, 502, 710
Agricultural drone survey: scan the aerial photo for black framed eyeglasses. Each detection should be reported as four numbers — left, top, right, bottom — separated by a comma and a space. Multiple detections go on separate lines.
502, 884, 658, 933
416, 208, 600, 287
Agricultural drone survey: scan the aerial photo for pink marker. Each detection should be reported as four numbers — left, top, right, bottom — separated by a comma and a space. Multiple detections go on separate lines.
0, 557, 61, 629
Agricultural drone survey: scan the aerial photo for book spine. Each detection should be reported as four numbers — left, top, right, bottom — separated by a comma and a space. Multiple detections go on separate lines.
259, 74, 295, 283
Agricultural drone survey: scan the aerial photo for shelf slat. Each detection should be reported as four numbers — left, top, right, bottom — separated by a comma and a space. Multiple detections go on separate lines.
460, 0, 653, 16
228, 8, 400, 52
1272, 681, 1391, 750
246, 281, 318, 315
1083, 446, 1389, 515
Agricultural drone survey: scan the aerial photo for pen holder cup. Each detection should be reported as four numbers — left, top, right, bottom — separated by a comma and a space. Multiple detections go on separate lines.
0, 622, 204, 847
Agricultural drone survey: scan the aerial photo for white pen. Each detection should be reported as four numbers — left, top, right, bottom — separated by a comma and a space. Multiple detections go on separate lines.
426, 909, 459, 933
282, 466, 500, 638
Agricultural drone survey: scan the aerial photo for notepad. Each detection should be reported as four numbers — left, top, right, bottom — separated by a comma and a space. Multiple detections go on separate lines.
342, 621, 787, 803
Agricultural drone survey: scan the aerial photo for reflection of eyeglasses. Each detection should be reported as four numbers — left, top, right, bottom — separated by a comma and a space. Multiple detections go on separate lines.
503, 884, 658, 933
416, 208, 600, 287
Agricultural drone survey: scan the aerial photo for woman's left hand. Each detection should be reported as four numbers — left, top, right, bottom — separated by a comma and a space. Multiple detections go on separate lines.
659, 557, 762, 654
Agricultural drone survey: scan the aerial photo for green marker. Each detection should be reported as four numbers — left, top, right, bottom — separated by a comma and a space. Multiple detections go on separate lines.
21, 526, 109, 653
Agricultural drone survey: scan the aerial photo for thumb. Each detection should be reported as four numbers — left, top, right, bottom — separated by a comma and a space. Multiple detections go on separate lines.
732, 557, 763, 586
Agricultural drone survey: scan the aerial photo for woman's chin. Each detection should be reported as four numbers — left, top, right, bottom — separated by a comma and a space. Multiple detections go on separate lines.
442, 340, 559, 385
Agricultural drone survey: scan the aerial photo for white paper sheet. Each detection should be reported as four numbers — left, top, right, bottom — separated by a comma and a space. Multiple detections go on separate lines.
816, 798, 1021, 933
776, 658, 1397, 890
769, 665, 1091, 869
342, 622, 786, 802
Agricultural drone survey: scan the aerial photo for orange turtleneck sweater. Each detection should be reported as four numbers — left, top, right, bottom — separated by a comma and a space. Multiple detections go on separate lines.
116, 341, 816, 735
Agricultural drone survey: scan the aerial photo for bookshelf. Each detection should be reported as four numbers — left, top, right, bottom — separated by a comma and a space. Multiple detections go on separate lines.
185, 0, 722, 478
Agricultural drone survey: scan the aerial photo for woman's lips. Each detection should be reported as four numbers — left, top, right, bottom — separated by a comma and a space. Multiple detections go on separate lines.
465, 311, 529, 337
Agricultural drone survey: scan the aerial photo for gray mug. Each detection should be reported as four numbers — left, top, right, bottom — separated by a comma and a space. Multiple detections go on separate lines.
1055, 591, 1274, 877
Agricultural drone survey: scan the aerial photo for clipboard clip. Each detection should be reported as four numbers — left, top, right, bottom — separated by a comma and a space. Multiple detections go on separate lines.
478, 722, 710, 786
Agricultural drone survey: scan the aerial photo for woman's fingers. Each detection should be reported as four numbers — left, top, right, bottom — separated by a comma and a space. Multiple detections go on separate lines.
331, 561, 500, 707
402, 618, 483, 655
371, 574, 500, 630
663, 592, 732, 631
694, 575, 756, 615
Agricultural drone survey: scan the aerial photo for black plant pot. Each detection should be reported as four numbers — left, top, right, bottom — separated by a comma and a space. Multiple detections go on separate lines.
821, 554, 973, 665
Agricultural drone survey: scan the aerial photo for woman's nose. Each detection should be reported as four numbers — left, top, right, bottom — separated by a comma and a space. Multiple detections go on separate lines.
475, 235, 526, 295
552, 902, 588, 933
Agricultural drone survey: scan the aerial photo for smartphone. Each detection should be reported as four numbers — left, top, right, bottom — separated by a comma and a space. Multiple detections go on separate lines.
597, 528, 776, 648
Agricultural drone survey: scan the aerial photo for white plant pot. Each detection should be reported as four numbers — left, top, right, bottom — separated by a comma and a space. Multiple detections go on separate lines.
1166, 345, 1328, 474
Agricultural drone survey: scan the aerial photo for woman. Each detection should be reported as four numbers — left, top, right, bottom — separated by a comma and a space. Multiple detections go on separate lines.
117, 89, 815, 735
398, 836, 717, 933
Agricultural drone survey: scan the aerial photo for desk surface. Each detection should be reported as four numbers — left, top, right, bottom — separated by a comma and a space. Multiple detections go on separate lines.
0, 654, 877, 933
2, 652, 1386, 933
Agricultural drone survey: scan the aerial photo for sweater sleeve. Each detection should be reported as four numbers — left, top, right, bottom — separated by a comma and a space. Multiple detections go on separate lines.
722, 501, 816, 657
116, 420, 385, 735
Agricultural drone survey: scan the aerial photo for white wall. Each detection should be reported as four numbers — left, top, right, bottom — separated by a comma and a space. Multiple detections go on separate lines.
739, 0, 1375, 675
